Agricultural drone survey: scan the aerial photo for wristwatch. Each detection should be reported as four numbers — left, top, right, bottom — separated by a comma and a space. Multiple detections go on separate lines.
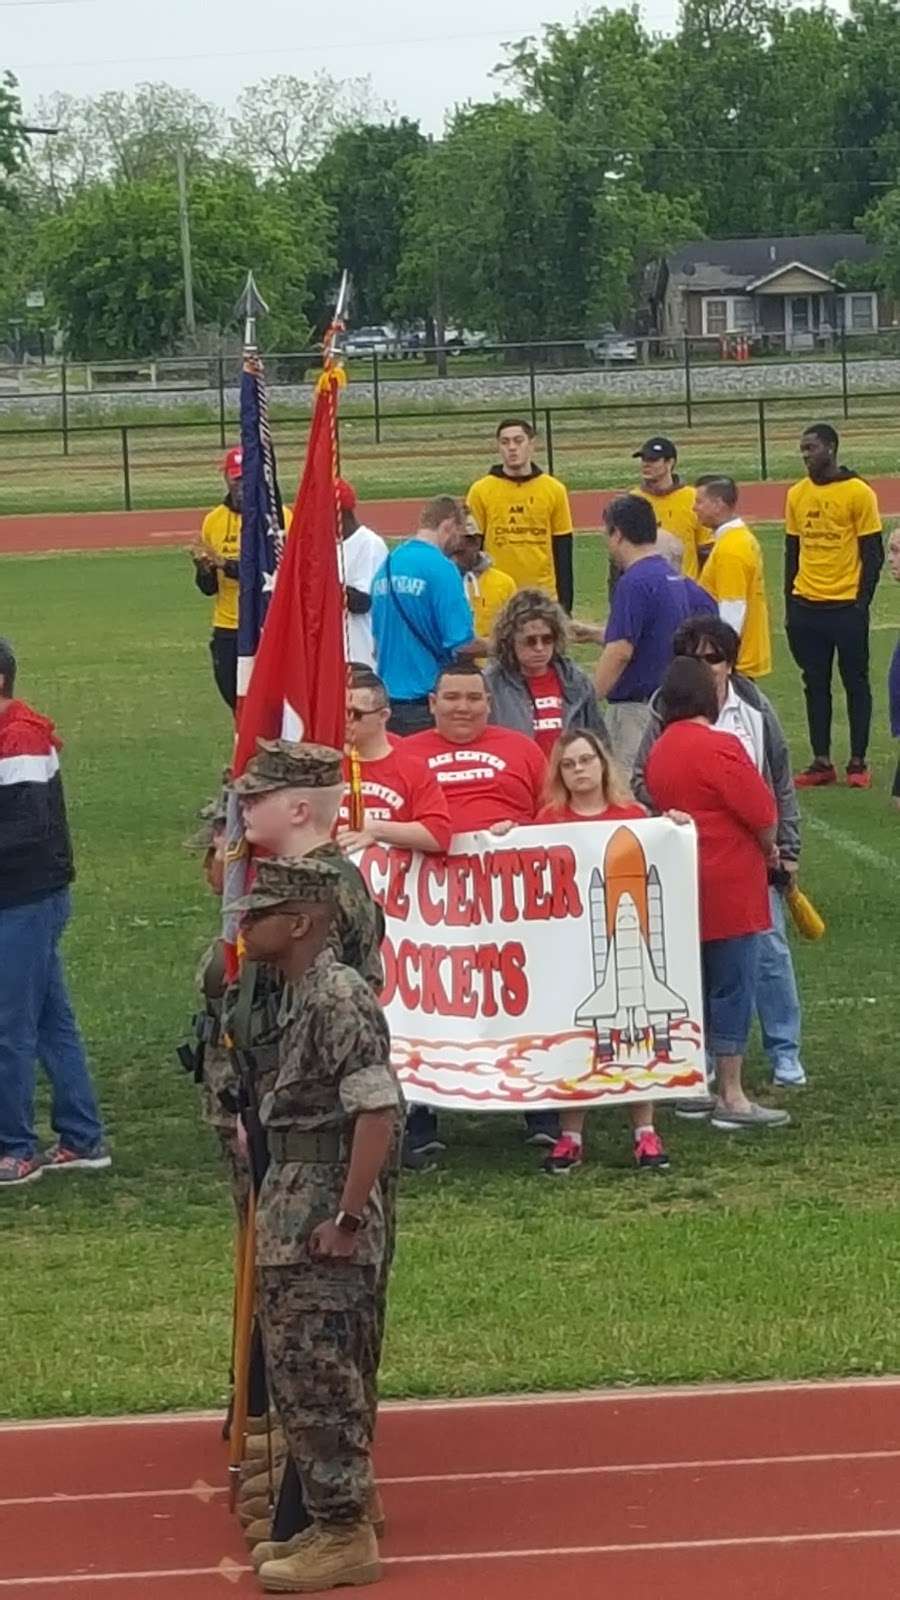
334, 1210, 364, 1235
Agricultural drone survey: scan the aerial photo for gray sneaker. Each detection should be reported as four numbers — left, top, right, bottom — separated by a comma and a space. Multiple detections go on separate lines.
39, 1142, 112, 1172
710, 1102, 791, 1131
674, 1095, 717, 1120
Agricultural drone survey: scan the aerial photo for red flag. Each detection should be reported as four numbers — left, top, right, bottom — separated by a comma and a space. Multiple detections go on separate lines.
234, 373, 347, 774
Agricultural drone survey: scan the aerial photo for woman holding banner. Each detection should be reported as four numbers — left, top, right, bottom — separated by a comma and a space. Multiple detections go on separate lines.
536, 729, 671, 1176
645, 658, 791, 1133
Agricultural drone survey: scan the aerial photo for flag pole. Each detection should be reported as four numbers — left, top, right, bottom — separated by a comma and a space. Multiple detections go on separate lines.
320, 273, 365, 829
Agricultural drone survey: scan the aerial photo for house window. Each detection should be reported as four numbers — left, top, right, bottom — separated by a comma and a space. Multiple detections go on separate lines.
704, 299, 727, 336
849, 293, 875, 332
731, 297, 755, 332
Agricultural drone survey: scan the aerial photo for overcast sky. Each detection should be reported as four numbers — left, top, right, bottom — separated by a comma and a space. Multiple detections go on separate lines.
4, 0, 748, 132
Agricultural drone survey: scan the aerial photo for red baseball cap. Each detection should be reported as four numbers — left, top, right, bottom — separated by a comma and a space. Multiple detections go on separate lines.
223, 446, 243, 479
336, 477, 357, 511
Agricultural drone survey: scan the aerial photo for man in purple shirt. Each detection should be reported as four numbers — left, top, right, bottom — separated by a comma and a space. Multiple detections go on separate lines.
594, 493, 716, 775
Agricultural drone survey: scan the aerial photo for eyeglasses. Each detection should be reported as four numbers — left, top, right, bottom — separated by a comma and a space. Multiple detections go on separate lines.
347, 705, 386, 721
520, 633, 555, 648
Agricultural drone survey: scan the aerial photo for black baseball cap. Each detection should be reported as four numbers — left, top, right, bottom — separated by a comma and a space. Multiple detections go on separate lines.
633, 436, 677, 461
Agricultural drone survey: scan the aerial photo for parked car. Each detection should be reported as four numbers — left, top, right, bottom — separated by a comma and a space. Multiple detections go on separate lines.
445, 327, 490, 355
585, 326, 638, 364
343, 325, 401, 359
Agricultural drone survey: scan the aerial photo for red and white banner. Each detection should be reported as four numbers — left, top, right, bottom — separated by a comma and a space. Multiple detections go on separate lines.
358, 818, 708, 1111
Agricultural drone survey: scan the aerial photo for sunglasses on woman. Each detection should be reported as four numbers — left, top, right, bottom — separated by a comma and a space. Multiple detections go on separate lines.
676, 646, 727, 666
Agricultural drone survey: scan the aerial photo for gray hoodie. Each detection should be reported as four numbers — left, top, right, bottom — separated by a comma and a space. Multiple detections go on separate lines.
632, 672, 800, 862
485, 655, 610, 745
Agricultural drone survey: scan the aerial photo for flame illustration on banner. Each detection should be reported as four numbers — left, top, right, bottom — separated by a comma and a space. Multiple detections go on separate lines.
575, 827, 688, 1061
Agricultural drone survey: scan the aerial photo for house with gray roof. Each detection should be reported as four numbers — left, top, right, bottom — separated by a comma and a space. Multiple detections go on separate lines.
647, 233, 888, 351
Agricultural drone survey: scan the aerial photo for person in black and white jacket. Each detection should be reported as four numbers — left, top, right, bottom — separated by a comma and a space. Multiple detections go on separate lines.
0, 638, 109, 1187
633, 615, 806, 1092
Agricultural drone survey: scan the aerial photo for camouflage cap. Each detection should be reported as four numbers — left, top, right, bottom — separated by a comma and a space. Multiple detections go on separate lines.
232, 738, 343, 796
184, 791, 229, 851
229, 854, 341, 913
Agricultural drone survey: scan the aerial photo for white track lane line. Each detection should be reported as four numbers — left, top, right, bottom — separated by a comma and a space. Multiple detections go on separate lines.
4, 1448, 900, 1509
3, 1529, 900, 1587
805, 814, 900, 879
4, 1373, 900, 1432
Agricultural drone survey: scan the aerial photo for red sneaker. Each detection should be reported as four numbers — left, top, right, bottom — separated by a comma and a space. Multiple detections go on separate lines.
634, 1129, 671, 1171
845, 762, 872, 789
0, 1155, 44, 1188
543, 1135, 583, 1176
794, 762, 837, 788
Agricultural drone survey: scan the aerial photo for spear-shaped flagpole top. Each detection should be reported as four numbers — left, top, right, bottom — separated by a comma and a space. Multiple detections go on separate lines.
236, 270, 270, 355
322, 270, 351, 369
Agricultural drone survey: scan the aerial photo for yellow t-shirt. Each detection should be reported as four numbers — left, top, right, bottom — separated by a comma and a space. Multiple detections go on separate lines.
467, 470, 573, 598
785, 474, 882, 603
463, 563, 517, 655
631, 483, 711, 580
700, 519, 772, 679
201, 503, 241, 630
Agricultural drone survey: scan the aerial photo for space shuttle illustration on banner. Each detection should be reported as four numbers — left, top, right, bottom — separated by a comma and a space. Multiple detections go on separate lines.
575, 826, 688, 1061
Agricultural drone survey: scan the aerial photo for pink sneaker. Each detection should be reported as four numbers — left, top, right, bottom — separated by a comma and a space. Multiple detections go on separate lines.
634, 1129, 671, 1171
543, 1135, 583, 1176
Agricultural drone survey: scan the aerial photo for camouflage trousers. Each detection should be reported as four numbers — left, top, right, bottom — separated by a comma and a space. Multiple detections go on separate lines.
257, 1264, 378, 1527
361, 1160, 397, 1441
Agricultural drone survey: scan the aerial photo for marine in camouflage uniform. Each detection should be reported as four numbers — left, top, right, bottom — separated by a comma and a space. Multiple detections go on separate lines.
229, 742, 393, 1548
182, 792, 250, 1222
233, 856, 403, 1591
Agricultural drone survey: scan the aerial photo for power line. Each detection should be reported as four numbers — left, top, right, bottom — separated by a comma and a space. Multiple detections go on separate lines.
9, 26, 518, 71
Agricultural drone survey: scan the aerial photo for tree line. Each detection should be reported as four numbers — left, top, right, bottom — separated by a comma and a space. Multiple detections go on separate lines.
4, 0, 900, 360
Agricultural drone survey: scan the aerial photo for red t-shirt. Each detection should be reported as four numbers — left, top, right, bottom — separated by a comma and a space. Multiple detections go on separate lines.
537, 801, 647, 824
404, 724, 547, 833
644, 721, 776, 941
526, 667, 565, 757
339, 747, 453, 852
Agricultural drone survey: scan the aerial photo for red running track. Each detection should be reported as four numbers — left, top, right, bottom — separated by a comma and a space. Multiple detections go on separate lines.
3, 478, 900, 555
1, 1379, 899, 1598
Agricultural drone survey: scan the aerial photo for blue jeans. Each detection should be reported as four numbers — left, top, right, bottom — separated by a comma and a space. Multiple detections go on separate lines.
756, 889, 802, 1072
702, 934, 761, 1057
0, 889, 105, 1160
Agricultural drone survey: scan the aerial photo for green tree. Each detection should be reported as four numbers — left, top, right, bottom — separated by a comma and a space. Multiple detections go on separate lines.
831, 0, 900, 226
37, 162, 334, 358
0, 71, 28, 206
314, 119, 425, 324
228, 73, 391, 180
24, 84, 221, 206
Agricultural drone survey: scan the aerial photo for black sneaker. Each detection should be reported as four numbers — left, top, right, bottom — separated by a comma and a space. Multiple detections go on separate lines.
524, 1111, 561, 1148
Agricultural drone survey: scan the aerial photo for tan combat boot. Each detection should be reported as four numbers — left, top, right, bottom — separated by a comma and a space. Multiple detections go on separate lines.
368, 1487, 386, 1539
237, 1494, 271, 1527
250, 1525, 319, 1573
258, 1523, 380, 1592
244, 1516, 273, 1550
246, 1428, 285, 1458
239, 1466, 282, 1504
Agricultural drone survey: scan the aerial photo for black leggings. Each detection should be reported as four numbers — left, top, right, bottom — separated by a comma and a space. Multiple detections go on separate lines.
786, 600, 871, 762
209, 629, 238, 711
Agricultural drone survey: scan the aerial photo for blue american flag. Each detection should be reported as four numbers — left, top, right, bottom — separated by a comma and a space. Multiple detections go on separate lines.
235, 364, 284, 706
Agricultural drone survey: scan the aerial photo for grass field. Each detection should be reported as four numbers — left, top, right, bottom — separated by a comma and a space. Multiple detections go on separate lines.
0, 529, 898, 1420
7, 387, 900, 517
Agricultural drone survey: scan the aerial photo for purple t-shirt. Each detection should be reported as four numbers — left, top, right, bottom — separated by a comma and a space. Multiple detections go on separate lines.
605, 554, 717, 702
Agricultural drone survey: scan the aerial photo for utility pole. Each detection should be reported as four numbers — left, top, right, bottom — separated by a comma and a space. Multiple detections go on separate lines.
175, 147, 196, 342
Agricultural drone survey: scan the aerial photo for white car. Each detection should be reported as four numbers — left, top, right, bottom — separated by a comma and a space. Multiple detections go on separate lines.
585, 327, 638, 364
343, 326, 400, 359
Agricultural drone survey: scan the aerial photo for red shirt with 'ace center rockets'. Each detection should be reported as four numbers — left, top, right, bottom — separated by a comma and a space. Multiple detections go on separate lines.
339, 746, 453, 851
404, 724, 547, 833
